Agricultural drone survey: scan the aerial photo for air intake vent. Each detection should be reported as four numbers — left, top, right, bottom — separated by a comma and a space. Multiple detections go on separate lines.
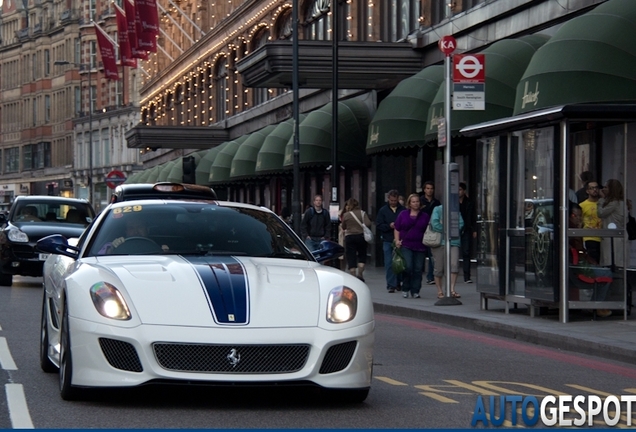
319, 341, 357, 374
99, 338, 143, 372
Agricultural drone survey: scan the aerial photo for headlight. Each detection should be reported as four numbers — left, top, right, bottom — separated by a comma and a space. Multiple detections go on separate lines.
8, 228, 28, 242
90, 282, 131, 320
327, 286, 357, 323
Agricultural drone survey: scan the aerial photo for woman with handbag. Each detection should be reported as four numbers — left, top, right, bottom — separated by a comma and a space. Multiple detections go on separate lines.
394, 194, 430, 298
430, 205, 464, 299
341, 198, 372, 281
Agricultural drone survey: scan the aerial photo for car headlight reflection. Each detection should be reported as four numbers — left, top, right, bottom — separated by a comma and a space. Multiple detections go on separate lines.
8, 228, 28, 242
327, 286, 357, 323
90, 282, 131, 320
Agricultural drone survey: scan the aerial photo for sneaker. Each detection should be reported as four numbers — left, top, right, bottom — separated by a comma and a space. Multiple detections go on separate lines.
413, 293, 421, 299
596, 309, 612, 318
403, 292, 409, 298
465, 279, 473, 284
426, 280, 435, 285
388, 288, 395, 293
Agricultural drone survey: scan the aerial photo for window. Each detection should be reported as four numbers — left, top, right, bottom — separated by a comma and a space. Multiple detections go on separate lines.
252, 30, 270, 106
215, 59, 228, 122
5, 147, 19, 173
383, 0, 420, 41
90, 85, 96, 113
102, 129, 110, 165
74, 86, 81, 116
45, 95, 50, 123
306, 0, 331, 40
23, 145, 32, 171
90, 41, 97, 69
44, 49, 50, 77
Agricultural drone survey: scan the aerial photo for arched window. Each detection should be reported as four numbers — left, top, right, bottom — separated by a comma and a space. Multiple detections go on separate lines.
305, 0, 331, 40
276, 8, 293, 40
215, 58, 228, 122
166, 92, 174, 125
175, 84, 184, 125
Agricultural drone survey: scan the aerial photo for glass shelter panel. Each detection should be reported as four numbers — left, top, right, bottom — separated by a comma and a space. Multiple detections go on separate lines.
514, 127, 555, 302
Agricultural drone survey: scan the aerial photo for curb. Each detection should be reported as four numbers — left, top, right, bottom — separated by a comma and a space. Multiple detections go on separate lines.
373, 302, 636, 365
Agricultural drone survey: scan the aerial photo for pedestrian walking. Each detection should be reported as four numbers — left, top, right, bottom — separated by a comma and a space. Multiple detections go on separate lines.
300, 194, 331, 251
394, 194, 430, 299
376, 189, 406, 293
341, 198, 372, 281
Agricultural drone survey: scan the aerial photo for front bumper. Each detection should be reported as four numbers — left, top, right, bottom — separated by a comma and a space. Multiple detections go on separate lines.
68, 317, 374, 390
0, 243, 46, 276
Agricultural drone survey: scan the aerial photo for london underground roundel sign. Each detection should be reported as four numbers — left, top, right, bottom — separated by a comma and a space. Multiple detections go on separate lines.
438, 35, 457, 56
106, 170, 127, 189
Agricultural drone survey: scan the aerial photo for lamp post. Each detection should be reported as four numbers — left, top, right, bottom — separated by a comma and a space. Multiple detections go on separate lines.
54, 58, 93, 206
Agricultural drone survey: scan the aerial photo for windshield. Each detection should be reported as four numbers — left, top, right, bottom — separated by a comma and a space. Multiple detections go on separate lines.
11, 200, 93, 226
86, 203, 312, 260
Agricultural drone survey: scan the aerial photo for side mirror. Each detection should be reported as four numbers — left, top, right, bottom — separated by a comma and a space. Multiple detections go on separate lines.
312, 240, 344, 263
37, 234, 79, 259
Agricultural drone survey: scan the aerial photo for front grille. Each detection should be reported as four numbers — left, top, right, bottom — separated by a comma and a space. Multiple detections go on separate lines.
99, 338, 143, 372
153, 343, 310, 374
10, 244, 37, 259
319, 341, 357, 374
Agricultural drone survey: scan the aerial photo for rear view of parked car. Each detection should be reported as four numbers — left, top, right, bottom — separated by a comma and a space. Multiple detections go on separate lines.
0, 196, 94, 286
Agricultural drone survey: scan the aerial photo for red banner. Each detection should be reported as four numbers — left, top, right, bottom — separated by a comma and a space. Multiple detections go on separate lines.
134, 0, 157, 53
94, 24, 120, 80
135, 0, 159, 34
115, 4, 137, 68
125, 0, 148, 60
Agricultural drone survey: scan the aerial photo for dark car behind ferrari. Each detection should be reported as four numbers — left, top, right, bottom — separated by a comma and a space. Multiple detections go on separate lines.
0, 196, 94, 286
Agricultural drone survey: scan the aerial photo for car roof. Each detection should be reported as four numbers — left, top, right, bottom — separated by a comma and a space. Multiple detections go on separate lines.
13, 195, 91, 204
111, 182, 217, 203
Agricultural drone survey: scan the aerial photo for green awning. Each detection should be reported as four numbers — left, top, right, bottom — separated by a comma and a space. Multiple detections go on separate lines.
166, 158, 184, 183
283, 99, 372, 168
196, 143, 229, 185
209, 135, 249, 185
135, 169, 151, 183
156, 160, 178, 182
255, 115, 306, 175
514, 0, 636, 115
230, 125, 277, 180
366, 66, 444, 155
424, 34, 549, 141
124, 172, 141, 184
144, 165, 162, 183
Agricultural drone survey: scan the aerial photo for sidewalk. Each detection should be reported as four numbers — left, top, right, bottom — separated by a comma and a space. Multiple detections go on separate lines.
363, 264, 636, 364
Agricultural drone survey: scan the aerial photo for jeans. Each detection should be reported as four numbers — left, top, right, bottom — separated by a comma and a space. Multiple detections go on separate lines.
383, 241, 399, 290
461, 230, 472, 280
426, 248, 434, 282
401, 247, 426, 295
304, 238, 323, 252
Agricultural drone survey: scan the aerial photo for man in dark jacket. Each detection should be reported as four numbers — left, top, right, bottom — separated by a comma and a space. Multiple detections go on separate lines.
420, 181, 441, 284
459, 182, 477, 283
300, 194, 331, 251
376, 189, 406, 293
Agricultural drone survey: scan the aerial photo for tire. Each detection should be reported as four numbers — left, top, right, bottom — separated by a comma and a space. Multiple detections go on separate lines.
0, 272, 12, 286
59, 298, 81, 400
39, 293, 57, 373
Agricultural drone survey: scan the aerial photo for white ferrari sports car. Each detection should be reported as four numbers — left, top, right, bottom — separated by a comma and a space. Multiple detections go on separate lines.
37, 197, 374, 402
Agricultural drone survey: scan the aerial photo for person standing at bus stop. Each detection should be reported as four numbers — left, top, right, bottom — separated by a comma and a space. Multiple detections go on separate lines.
421, 181, 441, 285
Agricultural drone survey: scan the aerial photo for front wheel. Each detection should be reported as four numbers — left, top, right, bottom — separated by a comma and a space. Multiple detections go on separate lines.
39, 293, 57, 373
59, 299, 81, 400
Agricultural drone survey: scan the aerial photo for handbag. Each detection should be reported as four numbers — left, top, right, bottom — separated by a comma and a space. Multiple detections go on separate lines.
422, 224, 442, 248
627, 212, 636, 241
391, 245, 406, 274
350, 211, 374, 243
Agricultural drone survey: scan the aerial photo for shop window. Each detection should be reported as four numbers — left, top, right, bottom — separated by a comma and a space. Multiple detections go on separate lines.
215, 58, 228, 122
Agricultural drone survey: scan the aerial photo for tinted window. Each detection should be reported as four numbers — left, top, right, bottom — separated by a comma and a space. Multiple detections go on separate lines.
11, 200, 93, 226
86, 203, 311, 259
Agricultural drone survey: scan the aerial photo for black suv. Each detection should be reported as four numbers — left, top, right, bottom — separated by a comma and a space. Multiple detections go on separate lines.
110, 182, 217, 203
0, 196, 95, 286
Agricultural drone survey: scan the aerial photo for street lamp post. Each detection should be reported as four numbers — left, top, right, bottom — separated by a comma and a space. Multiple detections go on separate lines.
54, 57, 93, 207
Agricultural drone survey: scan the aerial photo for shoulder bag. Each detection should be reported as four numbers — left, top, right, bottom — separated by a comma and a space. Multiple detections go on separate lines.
422, 224, 442, 248
350, 211, 374, 243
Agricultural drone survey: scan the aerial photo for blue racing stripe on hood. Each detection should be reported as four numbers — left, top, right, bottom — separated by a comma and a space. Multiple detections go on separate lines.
182, 256, 249, 325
